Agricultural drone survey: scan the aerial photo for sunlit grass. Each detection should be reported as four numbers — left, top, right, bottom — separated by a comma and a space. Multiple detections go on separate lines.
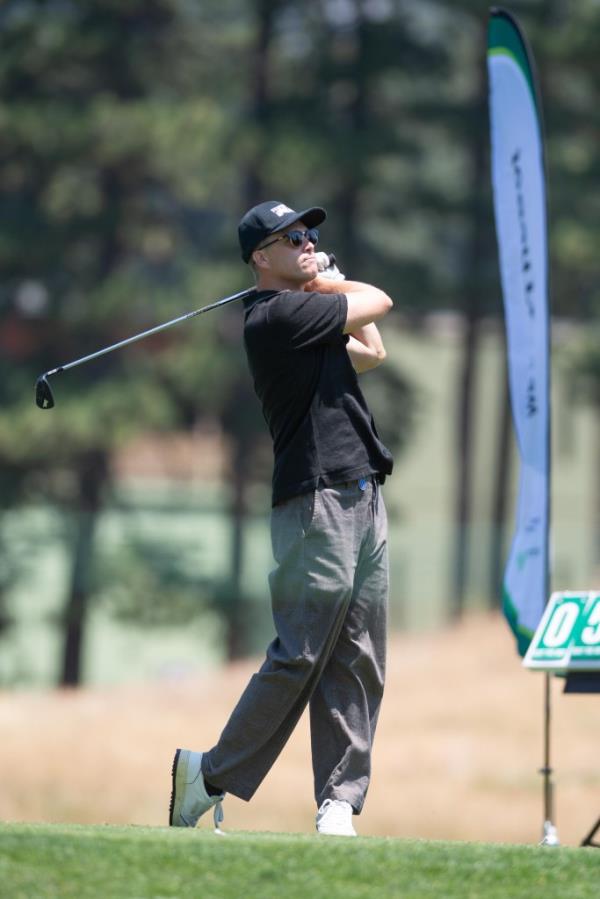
0, 823, 598, 899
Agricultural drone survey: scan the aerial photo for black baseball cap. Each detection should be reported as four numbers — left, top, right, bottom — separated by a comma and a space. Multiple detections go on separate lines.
238, 200, 326, 263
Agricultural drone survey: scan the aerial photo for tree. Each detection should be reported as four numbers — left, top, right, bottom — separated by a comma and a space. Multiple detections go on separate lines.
0, 0, 247, 682
566, 337, 600, 562
200, 0, 428, 655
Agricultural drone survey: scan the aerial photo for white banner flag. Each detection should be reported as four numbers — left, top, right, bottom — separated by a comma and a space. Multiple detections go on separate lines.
488, 9, 550, 655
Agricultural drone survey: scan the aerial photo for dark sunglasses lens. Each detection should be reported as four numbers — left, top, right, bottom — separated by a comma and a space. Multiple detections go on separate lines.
287, 229, 319, 247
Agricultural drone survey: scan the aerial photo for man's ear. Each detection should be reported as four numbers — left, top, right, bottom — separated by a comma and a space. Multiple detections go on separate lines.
252, 249, 270, 271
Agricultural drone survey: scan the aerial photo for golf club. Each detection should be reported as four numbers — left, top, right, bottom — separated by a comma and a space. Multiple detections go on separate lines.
34, 253, 338, 410
34, 286, 256, 409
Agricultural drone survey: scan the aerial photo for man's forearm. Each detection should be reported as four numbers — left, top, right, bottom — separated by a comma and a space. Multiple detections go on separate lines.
304, 275, 392, 333
349, 322, 385, 353
346, 323, 387, 373
303, 277, 365, 295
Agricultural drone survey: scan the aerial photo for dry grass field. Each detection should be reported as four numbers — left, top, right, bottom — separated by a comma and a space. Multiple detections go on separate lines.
1, 612, 598, 847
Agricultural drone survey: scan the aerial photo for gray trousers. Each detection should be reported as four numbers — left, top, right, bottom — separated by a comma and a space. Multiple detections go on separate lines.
202, 477, 388, 814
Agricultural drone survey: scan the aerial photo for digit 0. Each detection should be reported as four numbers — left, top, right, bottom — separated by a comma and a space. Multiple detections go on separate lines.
543, 601, 580, 647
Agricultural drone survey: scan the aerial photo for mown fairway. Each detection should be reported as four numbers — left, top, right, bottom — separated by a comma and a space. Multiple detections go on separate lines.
0, 823, 598, 899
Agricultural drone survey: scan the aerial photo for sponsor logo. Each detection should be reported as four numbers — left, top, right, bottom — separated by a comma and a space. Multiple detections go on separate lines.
511, 149, 535, 319
270, 204, 293, 217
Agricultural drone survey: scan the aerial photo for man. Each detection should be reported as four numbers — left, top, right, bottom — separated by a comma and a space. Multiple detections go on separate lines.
170, 201, 393, 836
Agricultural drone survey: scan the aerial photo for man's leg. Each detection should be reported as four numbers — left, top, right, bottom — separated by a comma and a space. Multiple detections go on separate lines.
201, 487, 356, 801
310, 479, 388, 814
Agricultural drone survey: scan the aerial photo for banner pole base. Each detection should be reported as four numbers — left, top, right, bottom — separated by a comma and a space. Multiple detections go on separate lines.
540, 819, 560, 847
539, 674, 560, 846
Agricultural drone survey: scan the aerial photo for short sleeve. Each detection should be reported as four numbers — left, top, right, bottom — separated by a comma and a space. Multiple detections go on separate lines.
267, 291, 348, 350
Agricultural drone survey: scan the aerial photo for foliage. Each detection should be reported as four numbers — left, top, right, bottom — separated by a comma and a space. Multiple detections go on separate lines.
1, 0, 600, 675
564, 333, 600, 408
0, 0, 260, 678
96, 536, 213, 628
526, 0, 600, 319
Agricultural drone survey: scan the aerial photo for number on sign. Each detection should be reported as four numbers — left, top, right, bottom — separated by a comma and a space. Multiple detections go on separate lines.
543, 602, 580, 647
582, 603, 600, 646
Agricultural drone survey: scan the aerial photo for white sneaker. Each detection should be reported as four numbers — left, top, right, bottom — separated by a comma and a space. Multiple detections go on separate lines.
169, 749, 225, 831
316, 799, 357, 836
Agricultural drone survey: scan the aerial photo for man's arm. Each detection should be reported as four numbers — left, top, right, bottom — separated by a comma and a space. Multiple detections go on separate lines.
304, 276, 393, 329
346, 324, 387, 373
303, 276, 392, 372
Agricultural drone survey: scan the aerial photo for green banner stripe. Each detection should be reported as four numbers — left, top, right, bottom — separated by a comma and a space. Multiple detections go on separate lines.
488, 12, 537, 112
502, 585, 535, 657
489, 47, 521, 68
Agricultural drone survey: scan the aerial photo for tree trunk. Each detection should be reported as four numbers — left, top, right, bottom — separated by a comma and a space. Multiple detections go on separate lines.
330, 0, 368, 271
219, 0, 279, 660
60, 450, 109, 686
450, 41, 489, 618
489, 350, 513, 606
226, 426, 251, 660
243, 0, 279, 203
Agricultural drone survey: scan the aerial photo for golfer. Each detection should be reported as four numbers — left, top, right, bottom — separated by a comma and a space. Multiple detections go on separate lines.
170, 201, 393, 836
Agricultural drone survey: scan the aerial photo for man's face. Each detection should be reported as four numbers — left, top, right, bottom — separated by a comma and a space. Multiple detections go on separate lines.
253, 220, 319, 285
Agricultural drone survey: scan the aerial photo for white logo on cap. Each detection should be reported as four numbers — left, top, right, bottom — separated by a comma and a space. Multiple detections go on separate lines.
271, 204, 293, 217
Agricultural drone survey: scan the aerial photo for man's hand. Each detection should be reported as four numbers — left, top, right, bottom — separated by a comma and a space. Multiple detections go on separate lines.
315, 252, 345, 281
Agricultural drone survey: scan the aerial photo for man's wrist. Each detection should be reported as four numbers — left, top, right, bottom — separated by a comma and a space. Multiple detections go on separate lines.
303, 276, 346, 294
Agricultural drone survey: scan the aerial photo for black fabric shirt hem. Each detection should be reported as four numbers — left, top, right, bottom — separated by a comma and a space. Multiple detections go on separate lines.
272, 463, 389, 507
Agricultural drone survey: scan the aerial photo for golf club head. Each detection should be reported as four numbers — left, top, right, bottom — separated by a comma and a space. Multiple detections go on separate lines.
35, 375, 55, 409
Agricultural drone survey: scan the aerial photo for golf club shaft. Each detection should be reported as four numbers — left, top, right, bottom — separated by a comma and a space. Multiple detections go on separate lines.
45, 286, 256, 378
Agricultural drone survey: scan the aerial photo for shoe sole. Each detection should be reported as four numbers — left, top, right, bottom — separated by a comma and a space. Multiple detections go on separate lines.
169, 747, 188, 826
316, 829, 357, 836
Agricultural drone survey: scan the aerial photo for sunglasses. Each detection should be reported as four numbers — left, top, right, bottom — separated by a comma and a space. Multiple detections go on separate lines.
259, 228, 319, 251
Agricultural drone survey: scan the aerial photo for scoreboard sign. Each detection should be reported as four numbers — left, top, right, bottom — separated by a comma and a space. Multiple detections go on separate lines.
523, 591, 600, 671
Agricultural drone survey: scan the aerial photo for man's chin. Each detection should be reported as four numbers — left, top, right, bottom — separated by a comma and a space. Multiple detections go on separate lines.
302, 263, 319, 280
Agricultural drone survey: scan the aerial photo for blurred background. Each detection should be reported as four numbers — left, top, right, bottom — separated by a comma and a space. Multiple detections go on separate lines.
0, 0, 599, 844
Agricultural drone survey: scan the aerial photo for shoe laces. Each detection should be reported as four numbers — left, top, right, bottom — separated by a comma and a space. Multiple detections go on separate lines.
213, 799, 225, 835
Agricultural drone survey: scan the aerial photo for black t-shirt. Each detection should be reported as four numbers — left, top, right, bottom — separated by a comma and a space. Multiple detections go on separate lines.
243, 289, 394, 506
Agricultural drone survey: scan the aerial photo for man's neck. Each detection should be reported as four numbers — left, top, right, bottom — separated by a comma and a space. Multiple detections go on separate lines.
257, 273, 309, 292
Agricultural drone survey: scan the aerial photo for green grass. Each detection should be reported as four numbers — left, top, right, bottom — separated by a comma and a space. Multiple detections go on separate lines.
0, 824, 599, 899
